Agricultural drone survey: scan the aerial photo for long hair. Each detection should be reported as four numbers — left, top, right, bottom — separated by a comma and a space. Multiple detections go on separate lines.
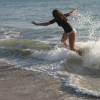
52, 9, 67, 22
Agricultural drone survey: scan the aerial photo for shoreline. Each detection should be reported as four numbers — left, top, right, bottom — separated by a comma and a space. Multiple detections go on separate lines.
0, 60, 99, 100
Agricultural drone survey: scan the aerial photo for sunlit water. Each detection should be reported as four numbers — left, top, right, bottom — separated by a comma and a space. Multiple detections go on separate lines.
0, 0, 100, 97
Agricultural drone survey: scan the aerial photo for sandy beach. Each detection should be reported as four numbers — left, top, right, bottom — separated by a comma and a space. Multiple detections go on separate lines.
0, 60, 99, 100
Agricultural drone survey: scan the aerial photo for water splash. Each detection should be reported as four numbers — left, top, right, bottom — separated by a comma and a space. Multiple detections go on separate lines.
72, 10, 100, 41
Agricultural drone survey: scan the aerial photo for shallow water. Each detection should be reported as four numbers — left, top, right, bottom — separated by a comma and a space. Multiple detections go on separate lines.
0, 0, 100, 98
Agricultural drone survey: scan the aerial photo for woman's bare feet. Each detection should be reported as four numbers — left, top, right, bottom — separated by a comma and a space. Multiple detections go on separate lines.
75, 49, 82, 56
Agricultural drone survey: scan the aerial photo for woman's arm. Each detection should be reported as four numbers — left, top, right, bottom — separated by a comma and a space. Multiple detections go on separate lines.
32, 21, 51, 26
64, 9, 77, 17
32, 19, 55, 26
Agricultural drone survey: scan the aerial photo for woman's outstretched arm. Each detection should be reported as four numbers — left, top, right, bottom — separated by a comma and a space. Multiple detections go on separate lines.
64, 9, 77, 17
32, 19, 55, 26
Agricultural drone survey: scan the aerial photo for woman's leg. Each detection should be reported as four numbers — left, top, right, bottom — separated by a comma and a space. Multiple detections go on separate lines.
69, 32, 81, 55
69, 31, 76, 51
61, 32, 68, 47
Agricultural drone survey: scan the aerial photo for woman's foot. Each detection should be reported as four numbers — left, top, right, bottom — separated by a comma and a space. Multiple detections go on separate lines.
75, 49, 82, 56
71, 48, 82, 56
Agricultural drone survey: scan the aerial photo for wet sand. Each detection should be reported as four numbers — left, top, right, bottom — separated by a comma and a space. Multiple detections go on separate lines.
0, 60, 99, 100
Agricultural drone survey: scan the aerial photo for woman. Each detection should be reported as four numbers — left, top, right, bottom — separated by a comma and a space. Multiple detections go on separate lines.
32, 9, 80, 54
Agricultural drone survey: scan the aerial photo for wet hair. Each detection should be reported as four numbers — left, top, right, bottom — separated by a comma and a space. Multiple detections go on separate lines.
52, 9, 67, 22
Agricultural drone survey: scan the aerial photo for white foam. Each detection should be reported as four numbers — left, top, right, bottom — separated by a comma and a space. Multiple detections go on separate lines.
0, 27, 21, 40
58, 40, 100, 69
66, 74, 100, 97
33, 47, 74, 61
80, 40, 100, 69
58, 71, 100, 97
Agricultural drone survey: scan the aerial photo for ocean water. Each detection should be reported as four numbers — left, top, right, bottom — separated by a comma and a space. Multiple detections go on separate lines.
0, 0, 100, 98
